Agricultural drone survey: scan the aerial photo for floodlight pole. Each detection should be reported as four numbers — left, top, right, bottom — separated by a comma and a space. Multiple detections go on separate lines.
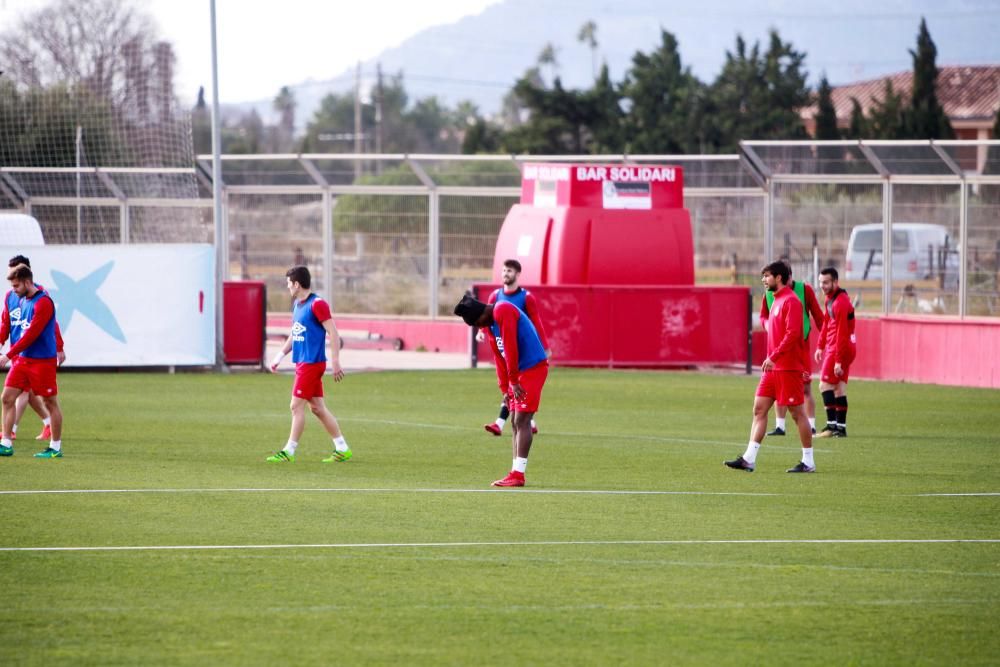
210, 0, 226, 369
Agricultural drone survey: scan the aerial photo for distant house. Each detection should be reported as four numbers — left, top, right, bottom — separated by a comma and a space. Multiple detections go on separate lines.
801, 66, 1000, 171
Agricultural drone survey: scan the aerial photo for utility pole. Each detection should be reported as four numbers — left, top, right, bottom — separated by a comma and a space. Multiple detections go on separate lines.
375, 62, 384, 175
354, 61, 362, 181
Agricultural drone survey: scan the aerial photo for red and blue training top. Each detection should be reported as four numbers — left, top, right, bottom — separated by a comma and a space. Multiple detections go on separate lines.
7, 288, 58, 360
291, 293, 333, 364
488, 300, 547, 391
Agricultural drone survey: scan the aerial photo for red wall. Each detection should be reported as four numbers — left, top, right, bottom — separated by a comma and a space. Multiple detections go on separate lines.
474, 284, 751, 368
268, 314, 469, 353
755, 315, 1000, 389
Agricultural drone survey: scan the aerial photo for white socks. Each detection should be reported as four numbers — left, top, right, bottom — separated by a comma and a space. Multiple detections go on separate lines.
808, 417, 816, 429
513, 457, 528, 473
11, 424, 17, 435
49, 440, 61, 452
333, 436, 349, 452
283, 440, 298, 455
802, 447, 814, 468
494, 418, 505, 428
43, 417, 51, 426
1, 438, 10, 447
742, 442, 761, 464
775, 417, 786, 430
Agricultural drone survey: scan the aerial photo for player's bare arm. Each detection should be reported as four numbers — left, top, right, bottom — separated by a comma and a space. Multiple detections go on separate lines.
322, 318, 344, 382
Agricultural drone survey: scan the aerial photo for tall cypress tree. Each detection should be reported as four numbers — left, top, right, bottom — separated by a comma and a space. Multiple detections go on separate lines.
813, 75, 841, 140
904, 18, 954, 139
845, 98, 868, 139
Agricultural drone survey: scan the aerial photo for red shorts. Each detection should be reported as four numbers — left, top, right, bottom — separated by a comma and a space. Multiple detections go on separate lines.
507, 362, 548, 414
821, 353, 854, 385
292, 362, 326, 399
5, 356, 58, 397
756, 370, 804, 407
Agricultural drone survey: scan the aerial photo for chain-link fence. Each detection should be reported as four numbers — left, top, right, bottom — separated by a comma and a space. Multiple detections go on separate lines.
3, 143, 999, 318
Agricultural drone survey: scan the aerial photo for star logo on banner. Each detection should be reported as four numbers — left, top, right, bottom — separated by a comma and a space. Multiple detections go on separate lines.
47, 261, 127, 343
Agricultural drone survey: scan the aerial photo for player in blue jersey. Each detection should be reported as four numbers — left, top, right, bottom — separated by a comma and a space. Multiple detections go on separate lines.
266, 266, 352, 464
456, 293, 549, 487
476, 259, 550, 437
0, 264, 64, 458
0, 255, 65, 443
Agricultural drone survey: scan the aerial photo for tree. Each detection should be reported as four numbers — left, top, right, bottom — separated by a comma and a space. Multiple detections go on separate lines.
0, 0, 158, 108
868, 79, 906, 139
0, 79, 130, 166
272, 86, 297, 152
621, 30, 705, 154
537, 43, 559, 84
577, 21, 599, 80
813, 75, 841, 140
844, 97, 868, 139
904, 18, 954, 139
707, 31, 811, 151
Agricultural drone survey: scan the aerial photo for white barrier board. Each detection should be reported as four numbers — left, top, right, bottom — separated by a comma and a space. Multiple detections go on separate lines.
0, 245, 215, 366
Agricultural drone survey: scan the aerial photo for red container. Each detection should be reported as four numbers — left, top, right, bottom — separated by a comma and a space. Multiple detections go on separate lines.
223, 281, 266, 366
494, 163, 693, 286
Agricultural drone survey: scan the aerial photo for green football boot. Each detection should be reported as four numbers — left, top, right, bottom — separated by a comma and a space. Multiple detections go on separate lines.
34, 448, 62, 459
0, 444, 13, 457
322, 448, 352, 463
265, 450, 295, 463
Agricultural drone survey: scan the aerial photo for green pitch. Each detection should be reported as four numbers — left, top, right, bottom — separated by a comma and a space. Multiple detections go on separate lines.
0, 369, 997, 665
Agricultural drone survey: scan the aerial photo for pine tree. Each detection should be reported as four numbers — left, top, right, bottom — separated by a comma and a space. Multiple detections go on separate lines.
904, 18, 954, 139
845, 98, 867, 139
868, 79, 906, 139
813, 75, 841, 140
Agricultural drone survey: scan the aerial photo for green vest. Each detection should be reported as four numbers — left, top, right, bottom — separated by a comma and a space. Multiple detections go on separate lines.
765, 280, 810, 339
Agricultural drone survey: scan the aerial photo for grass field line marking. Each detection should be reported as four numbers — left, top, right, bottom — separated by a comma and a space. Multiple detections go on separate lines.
914, 493, 1000, 497
2, 539, 997, 553
347, 416, 832, 453
0, 487, 781, 497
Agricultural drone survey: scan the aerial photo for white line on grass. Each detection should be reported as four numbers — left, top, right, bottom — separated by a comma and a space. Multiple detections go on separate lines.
0, 487, 781, 497
1, 539, 997, 553
914, 493, 1000, 497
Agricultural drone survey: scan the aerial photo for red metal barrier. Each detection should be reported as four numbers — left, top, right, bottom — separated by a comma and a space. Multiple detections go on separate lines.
223, 281, 266, 366
473, 284, 751, 368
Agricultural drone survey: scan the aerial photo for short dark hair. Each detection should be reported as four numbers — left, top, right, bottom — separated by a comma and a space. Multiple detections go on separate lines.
761, 261, 791, 285
286, 265, 311, 289
7, 255, 30, 268
503, 259, 522, 273
7, 263, 32, 282
820, 267, 839, 281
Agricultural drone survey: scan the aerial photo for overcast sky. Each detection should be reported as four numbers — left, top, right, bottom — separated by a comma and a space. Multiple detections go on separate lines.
0, 0, 501, 105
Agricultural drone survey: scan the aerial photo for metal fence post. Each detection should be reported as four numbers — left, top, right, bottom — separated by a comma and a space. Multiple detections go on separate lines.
882, 179, 893, 315
765, 180, 774, 261
120, 202, 129, 244
428, 188, 440, 318
959, 179, 968, 318
323, 189, 334, 309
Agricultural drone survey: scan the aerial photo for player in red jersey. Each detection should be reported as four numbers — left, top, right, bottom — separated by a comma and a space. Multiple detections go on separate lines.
759, 264, 824, 437
726, 261, 815, 473
0, 264, 64, 458
476, 259, 550, 437
0, 255, 65, 442
456, 293, 549, 487
815, 267, 856, 438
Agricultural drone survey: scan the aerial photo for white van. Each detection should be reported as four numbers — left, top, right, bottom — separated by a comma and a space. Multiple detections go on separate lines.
0, 213, 45, 246
845, 223, 958, 288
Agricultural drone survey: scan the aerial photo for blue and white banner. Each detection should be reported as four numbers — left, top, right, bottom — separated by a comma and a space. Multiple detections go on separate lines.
0, 244, 215, 366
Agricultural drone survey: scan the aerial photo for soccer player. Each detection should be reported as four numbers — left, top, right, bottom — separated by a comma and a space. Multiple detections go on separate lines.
726, 261, 815, 473
815, 267, 856, 438
455, 292, 548, 487
0, 264, 64, 458
477, 259, 549, 437
0, 254, 65, 443
760, 264, 823, 437
266, 266, 352, 463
